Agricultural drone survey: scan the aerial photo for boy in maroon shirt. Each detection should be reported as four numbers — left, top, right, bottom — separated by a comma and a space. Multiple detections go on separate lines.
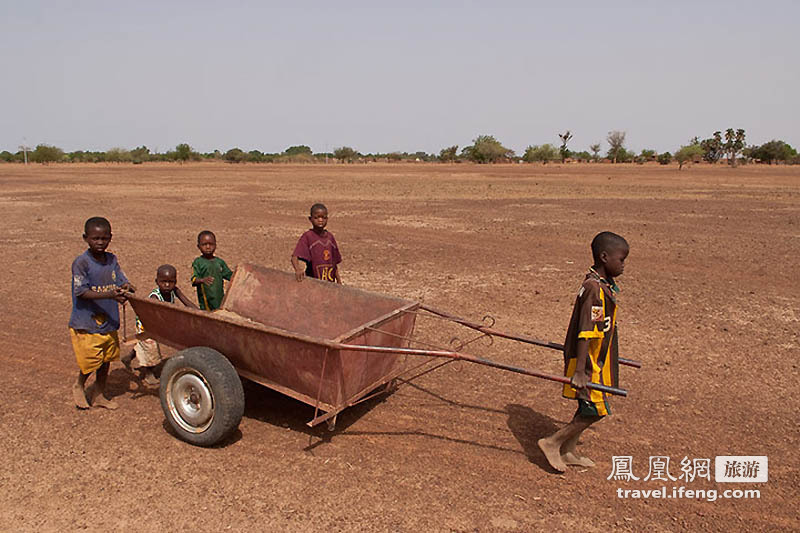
291, 203, 342, 283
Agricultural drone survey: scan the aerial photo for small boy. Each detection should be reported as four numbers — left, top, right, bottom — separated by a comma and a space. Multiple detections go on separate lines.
191, 230, 233, 310
122, 264, 196, 385
291, 203, 342, 283
69, 216, 135, 409
538, 231, 629, 473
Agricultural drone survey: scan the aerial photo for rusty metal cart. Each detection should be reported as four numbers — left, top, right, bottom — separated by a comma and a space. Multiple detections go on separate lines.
128, 263, 635, 446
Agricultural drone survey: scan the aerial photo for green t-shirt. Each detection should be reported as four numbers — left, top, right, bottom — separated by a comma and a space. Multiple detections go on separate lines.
191, 256, 233, 310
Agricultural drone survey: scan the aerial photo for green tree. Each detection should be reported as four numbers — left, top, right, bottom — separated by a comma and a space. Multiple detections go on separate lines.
657, 152, 672, 165
284, 145, 312, 156
105, 147, 132, 162
700, 132, 723, 163
639, 149, 656, 161
523, 144, 558, 163
130, 146, 150, 163
572, 151, 592, 162
606, 131, 626, 163
439, 145, 458, 162
0, 151, 14, 162
589, 143, 601, 162
223, 148, 246, 163
750, 140, 797, 164
675, 143, 704, 170
723, 128, 746, 167
558, 130, 573, 162
247, 150, 265, 162
174, 143, 198, 162
31, 144, 64, 163
462, 135, 513, 163
333, 146, 358, 163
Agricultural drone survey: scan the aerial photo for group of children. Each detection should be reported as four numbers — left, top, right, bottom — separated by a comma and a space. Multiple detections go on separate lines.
68, 206, 628, 474
69, 204, 341, 408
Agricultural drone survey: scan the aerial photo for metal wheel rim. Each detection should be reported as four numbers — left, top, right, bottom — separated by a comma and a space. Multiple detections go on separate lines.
166, 367, 215, 433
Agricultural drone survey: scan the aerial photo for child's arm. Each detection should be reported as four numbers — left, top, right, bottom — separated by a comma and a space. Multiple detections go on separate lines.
291, 255, 305, 281
191, 260, 214, 286
119, 281, 136, 294
335, 269, 342, 284
570, 281, 604, 390
78, 287, 129, 304
570, 339, 590, 389
112, 260, 136, 294
221, 260, 233, 281
174, 286, 198, 309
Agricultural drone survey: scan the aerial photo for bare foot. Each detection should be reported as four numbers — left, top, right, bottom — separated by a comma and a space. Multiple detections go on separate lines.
73, 382, 90, 409
91, 389, 119, 410
537, 437, 566, 473
562, 451, 596, 468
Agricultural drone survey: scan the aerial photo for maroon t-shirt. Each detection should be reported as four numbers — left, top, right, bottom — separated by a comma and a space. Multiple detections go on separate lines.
293, 229, 342, 282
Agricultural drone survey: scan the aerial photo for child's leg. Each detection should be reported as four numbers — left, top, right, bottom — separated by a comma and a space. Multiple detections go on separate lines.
537, 413, 601, 472
140, 366, 159, 386
91, 362, 118, 410
561, 415, 601, 467
121, 349, 135, 373
73, 371, 91, 409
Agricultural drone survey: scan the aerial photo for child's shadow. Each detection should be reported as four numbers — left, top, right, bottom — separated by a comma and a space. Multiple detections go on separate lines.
108, 368, 159, 400
505, 404, 563, 473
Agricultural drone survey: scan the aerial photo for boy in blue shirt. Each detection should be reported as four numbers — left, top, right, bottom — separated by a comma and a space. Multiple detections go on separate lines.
69, 217, 135, 409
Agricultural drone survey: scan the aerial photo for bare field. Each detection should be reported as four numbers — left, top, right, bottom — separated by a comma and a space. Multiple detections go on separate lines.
1, 162, 798, 532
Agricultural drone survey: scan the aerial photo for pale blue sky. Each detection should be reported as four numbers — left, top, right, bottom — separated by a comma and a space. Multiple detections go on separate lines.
1, 0, 798, 155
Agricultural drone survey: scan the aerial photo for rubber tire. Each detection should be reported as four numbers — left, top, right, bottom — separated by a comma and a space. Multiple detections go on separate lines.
159, 346, 244, 447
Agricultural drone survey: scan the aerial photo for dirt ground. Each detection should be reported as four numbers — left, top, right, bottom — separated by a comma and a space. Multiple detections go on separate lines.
0, 162, 797, 532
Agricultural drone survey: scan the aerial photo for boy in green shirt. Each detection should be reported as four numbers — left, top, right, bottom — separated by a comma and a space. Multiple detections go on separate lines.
191, 230, 233, 310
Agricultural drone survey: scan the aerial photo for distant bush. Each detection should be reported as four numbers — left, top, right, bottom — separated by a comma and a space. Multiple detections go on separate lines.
675, 144, 704, 170
31, 144, 64, 163
571, 150, 592, 162
333, 146, 359, 163
640, 149, 656, 161
657, 152, 672, 165
462, 135, 514, 163
223, 148, 247, 163
105, 147, 132, 163
749, 140, 797, 164
130, 146, 151, 164
438, 145, 458, 162
284, 145, 312, 156
523, 144, 558, 163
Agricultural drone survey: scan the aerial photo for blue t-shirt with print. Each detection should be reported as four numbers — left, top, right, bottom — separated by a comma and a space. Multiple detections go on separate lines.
69, 250, 129, 334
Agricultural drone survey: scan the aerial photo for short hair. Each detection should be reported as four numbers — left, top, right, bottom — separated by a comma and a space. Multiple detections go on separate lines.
591, 231, 628, 261
156, 264, 176, 277
197, 230, 215, 243
84, 216, 111, 234
310, 203, 327, 216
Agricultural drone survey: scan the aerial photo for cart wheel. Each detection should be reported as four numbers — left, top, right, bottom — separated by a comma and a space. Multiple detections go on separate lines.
159, 346, 244, 447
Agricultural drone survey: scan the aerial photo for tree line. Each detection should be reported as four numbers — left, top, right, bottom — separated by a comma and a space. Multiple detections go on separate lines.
3, 130, 798, 167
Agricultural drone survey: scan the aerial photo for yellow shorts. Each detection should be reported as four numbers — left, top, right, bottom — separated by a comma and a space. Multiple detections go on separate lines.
69, 328, 120, 374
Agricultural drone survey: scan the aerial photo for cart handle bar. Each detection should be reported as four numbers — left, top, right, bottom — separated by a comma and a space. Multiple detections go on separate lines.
335, 343, 627, 397
419, 304, 641, 369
